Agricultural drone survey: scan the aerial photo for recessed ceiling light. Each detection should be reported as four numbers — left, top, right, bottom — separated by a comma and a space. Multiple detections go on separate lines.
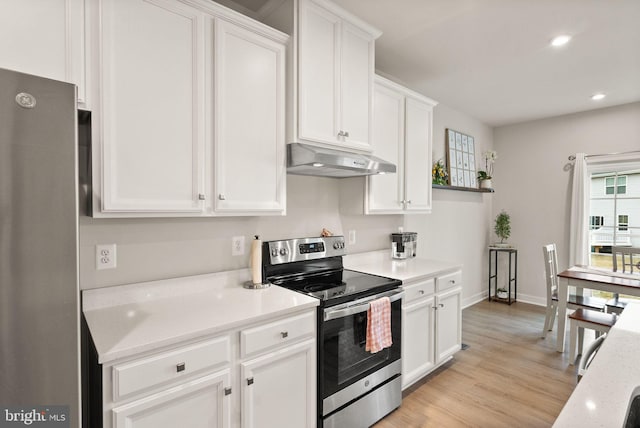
551, 35, 571, 47
591, 93, 606, 101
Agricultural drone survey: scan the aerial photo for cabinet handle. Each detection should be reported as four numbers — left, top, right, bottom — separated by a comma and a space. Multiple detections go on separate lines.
176, 362, 186, 373
418, 290, 424, 295
406, 200, 412, 204
224, 387, 232, 396
439, 303, 444, 308
198, 193, 205, 200
218, 194, 226, 200
247, 377, 254, 386
449, 279, 456, 284
281, 331, 288, 338
432, 306, 438, 311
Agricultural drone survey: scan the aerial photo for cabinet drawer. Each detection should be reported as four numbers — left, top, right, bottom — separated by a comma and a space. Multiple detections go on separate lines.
112, 336, 230, 400
241, 311, 315, 358
403, 278, 435, 303
438, 271, 462, 292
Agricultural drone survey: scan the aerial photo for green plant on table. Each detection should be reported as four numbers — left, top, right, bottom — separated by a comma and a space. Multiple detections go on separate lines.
494, 210, 511, 243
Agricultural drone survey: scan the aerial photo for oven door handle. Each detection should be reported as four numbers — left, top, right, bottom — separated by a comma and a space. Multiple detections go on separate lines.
323, 290, 403, 321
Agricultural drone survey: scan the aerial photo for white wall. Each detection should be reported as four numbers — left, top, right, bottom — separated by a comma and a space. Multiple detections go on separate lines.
493, 102, 640, 305
405, 103, 494, 308
80, 174, 402, 289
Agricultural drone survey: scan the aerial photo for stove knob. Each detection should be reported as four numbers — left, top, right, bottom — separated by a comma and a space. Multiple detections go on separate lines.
333, 242, 340, 250
280, 248, 288, 256
271, 248, 278, 257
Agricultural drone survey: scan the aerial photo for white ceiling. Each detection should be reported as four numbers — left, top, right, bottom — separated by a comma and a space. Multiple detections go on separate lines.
227, 0, 640, 127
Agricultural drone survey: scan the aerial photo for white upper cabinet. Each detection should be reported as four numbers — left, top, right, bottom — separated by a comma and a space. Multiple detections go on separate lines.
213, 18, 286, 215
366, 76, 437, 214
93, 0, 206, 215
0, 0, 87, 106
89, 0, 288, 217
297, 0, 380, 152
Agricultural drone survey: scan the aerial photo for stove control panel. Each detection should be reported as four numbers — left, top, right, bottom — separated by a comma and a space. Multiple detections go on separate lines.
266, 236, 346, 265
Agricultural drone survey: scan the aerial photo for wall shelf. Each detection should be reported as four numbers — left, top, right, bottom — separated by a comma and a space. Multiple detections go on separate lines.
432, 184, 494, 193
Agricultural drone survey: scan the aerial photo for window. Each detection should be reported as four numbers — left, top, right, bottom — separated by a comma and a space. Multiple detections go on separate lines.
605, 175, 627, 195
619, 214, 629, 231
590, 216, 604, 230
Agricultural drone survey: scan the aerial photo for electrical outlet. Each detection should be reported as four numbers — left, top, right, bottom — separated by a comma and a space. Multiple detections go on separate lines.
232, 236, 245, 256
96, 244, 117, 270
348, 230, 356, 245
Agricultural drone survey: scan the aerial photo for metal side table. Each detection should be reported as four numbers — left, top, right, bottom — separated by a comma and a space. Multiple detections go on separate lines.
488, 246, 517, 305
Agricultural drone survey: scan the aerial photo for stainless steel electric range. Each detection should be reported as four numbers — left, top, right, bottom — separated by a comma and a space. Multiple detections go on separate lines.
262, 236, 403, 428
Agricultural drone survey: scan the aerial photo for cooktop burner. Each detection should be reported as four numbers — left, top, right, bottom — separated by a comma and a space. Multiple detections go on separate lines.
271, 269, 400, 306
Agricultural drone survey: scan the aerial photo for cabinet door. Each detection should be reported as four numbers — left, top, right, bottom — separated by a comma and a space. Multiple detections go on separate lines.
402, 296, 435, 389
435, 287, 462, 363
241, 339, 315, 428
98, 0, 205, 214
340, 21, 374, 151
214, 19, 286, 214
298, 0, 340, 147
404, 97, 433, 212
0, 0, 86, 105
367, 83, 404, 213
112, 370, 231, 428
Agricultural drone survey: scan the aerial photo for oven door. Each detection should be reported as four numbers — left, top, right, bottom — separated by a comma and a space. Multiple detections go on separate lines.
320, 289, 402, 414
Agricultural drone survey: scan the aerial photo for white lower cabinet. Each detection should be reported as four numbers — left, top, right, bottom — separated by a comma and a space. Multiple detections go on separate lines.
112, 370, 231, 428
99, 309, 316, 428
401, 270, 462, 390
241, 339, 315, 428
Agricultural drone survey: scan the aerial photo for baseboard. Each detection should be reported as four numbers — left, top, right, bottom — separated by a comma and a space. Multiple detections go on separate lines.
462, 290, 546, 308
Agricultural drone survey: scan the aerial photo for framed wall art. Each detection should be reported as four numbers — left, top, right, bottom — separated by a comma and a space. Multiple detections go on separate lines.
445, 128, 477, 188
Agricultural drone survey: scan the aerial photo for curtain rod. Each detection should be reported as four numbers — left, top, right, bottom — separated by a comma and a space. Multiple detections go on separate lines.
567, 150, 640, 161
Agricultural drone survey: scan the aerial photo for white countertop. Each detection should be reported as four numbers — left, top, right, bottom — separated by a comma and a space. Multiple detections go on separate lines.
83, 269, 319, 364
554, 302, 640, 427
344, 250, 462, 282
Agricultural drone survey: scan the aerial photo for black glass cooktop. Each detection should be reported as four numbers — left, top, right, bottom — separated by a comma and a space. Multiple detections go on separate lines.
270, 269, 401, 307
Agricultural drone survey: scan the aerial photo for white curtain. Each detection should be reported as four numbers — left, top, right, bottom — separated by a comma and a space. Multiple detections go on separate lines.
569, 153, 589, 266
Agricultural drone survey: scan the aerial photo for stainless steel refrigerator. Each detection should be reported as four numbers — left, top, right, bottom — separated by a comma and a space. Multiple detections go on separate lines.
0, 68, 80, 427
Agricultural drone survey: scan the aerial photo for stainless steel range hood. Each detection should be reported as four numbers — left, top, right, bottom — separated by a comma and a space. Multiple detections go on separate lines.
287, 143, 396, 178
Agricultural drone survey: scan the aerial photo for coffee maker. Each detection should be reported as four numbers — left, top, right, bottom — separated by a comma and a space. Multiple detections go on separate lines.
391, 230, 417, 259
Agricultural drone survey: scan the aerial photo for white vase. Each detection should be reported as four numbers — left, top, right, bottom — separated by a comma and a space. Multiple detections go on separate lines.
480, 179, 492, 189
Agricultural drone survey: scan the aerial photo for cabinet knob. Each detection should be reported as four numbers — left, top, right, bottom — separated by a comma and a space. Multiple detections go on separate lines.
281, 331, 288, 338
406, 200, 412, 204
247, 377, 254, 386
418, 290, 425, 295
449, 279, 456, 284
218, 194, 226, 200
198, 193, 205, 200
176, 362, 186, 373
224, 387, 232, 396
439, 303, 444, 308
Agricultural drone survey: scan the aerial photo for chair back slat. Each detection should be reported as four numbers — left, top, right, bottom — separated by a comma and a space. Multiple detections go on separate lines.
612, 246, 640, 274
542, 243, 559, 302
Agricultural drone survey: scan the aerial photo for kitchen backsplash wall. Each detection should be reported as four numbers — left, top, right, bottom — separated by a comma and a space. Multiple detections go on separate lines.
80, 174, 402, 289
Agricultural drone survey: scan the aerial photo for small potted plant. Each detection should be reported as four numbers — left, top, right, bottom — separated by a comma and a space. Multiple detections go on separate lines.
494, 210, 511, 247
477, 150, 497, 189
432, 159, 448, 185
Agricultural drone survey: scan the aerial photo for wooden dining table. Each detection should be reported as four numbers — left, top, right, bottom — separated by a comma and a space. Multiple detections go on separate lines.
556, 267, 640, 352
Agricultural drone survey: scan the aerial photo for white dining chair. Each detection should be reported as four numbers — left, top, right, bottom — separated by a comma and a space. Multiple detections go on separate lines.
607, 246, 640, 314
542, 243, 606, 337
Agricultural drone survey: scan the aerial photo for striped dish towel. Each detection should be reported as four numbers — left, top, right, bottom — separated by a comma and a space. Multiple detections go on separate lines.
365, 296, 392, 353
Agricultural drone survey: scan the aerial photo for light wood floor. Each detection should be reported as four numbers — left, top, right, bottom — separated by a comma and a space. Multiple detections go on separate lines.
374, 300, 579, 428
